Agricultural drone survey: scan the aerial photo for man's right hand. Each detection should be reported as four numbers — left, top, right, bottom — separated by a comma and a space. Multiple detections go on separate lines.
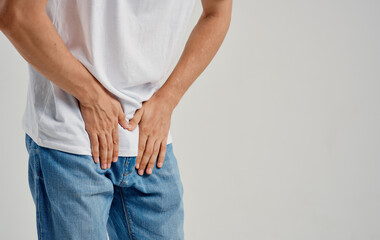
0, 2, 130, 169
79, 88, 130, 170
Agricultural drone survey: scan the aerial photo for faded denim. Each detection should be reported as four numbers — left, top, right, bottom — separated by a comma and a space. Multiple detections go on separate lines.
25, 133, 184, 240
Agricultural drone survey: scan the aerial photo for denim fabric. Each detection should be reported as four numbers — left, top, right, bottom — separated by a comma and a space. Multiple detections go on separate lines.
25, 133, 184, 240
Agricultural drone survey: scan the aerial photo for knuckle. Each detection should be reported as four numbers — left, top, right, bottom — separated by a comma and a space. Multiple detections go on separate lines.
91, 142, 99, 149
100, 142, 107, 149
106, 123, 113, 130
138, 145, 145, 152
153, 145, 159, 152
100, 150, 107, 157
85, 126, 93, 132
141, 126, 149, 132
153, 148, 159, 155
141, 157, 148, 164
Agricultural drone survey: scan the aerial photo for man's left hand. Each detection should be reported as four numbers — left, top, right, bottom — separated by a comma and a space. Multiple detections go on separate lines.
126, 93, 174, 176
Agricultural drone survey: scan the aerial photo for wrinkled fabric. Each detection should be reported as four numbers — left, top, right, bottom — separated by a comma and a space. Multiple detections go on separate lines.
22, 0, 196, 156
26, 132, 184, 239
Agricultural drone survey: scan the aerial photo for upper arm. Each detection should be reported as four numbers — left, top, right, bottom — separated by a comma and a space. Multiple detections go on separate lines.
200, 0, 232, 18
0, 0, 48, 30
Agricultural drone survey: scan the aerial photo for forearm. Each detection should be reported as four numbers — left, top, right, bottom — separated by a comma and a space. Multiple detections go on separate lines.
154, 0, 232, 110
0, 3, 102, 105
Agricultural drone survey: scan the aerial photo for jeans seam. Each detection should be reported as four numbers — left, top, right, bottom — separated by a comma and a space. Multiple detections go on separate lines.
119, 187, 135, 240
119, 158, 135, 187
35, 156, 43, 240
119, 158, 129, 186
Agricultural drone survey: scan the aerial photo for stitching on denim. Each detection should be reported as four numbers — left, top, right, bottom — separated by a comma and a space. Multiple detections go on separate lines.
119, 158, 129, 187
119, 187, 135, 240
125, 168, 135, 176
120, 158, 136, 187
35, 156, 43, 239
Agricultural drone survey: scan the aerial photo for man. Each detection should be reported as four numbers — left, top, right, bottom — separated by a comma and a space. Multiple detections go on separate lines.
0, 0, 231, 239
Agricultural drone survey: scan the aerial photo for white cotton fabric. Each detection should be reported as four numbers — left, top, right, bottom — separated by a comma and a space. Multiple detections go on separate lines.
22, 0, 196, 156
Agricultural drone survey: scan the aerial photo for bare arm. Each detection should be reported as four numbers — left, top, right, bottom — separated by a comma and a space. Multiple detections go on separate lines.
127, 0, 233, 175
155, 0, 233, 109
0, 0, 100, 103
0, 0, 129, 169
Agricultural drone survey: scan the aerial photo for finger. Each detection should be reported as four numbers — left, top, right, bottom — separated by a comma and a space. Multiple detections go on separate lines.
157, 139, 167, 168
106, 132, 113, 169
89, 132, 100, 164
146, 139, 160, 175
118, 105, 129, 129
135, 131, 148, 170
99, 134, 108, 169
127, 108, 144, 131
112, 123, 119, 163
138, 137, 155, 176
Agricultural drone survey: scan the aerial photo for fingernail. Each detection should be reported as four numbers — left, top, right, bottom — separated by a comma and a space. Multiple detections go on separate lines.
138, 169, 144, 175
157, 162, 162, 168
107, 163, 111, 168
102, 164, 107, 169
147, 168, 152, 174
135, 163, 140, 169
113, 156, 118, 162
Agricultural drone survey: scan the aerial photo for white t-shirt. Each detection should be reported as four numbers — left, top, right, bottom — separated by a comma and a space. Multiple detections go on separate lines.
22, 0, 196, 156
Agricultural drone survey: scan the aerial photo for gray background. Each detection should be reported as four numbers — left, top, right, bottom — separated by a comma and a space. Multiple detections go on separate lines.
1, 0, 380, 239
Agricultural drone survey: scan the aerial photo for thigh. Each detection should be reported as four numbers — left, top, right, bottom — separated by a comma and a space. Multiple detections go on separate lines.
26, 133, 114, 240
107, 143, 184, 240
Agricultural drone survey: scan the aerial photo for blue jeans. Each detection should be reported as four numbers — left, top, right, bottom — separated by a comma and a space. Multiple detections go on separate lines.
25, 133, 184, 240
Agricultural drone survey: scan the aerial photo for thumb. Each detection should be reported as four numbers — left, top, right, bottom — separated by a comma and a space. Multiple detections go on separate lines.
127, 108, 143, 131
118, 107, 130, 129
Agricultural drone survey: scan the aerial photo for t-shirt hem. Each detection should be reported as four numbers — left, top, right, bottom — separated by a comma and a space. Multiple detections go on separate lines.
23, 126, 173, 157
23, 128, 140, 157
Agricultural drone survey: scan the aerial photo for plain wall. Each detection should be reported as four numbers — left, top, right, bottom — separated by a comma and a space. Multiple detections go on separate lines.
1, 0, 379, 239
